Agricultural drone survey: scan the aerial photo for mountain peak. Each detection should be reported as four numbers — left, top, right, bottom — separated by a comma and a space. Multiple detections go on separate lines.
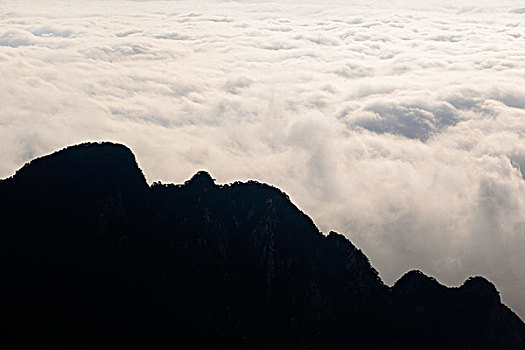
9, 142, 147, 191
184, 170, 216, 188
461, 276, 501, 303
393, 269, 442, 292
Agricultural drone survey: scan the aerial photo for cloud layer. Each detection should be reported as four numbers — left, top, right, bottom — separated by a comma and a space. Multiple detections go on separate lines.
1, 0, 525, 318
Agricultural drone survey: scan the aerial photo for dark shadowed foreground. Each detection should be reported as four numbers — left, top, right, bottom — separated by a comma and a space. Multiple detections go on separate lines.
1, 142, 524, 349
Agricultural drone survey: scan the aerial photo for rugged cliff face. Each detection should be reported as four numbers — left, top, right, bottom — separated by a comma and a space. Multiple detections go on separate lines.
1, 142, 524, 349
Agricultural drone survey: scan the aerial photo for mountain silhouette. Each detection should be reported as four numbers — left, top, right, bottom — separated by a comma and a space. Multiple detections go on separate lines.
1, 142, 524, 349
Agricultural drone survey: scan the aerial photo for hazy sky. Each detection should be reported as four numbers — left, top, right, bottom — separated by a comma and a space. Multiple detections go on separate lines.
1, 0, 525, 318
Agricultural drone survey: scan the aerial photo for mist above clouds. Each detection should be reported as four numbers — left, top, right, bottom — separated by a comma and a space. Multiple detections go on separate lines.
1, 0, 525, 317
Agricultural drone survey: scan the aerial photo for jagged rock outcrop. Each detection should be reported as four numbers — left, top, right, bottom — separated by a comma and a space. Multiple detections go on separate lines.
1, 142, 524, 349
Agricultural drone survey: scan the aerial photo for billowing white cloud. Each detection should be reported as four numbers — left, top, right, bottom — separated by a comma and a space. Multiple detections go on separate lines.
0, 29, 36, 47
1, 0, 525, 318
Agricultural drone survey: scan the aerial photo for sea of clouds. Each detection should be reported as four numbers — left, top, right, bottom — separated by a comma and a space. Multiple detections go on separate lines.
1, 0, 525, 318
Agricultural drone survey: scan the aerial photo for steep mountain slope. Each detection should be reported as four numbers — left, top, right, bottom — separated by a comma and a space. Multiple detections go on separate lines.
1, 142, 524, 349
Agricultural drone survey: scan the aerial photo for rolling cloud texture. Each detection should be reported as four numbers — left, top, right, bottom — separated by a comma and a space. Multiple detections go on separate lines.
1, 0, 525, 318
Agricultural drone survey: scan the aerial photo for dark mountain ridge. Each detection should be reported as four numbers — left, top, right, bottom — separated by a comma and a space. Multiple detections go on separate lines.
1, 142, 524, 349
